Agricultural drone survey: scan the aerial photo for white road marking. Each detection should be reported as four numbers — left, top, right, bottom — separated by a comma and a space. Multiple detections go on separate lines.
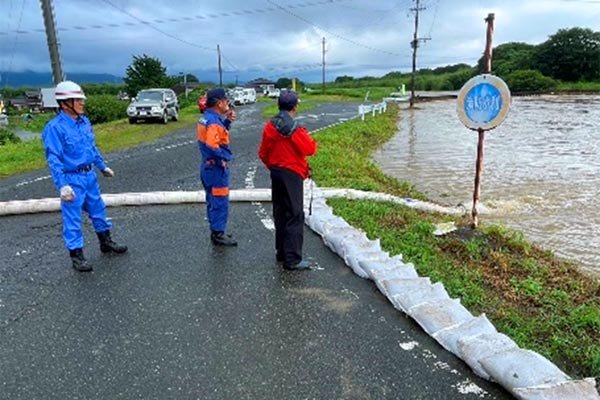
245, 164, 274, 231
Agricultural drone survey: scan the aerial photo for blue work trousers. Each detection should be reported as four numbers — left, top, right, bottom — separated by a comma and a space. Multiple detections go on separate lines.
61, 171, 111, 250
200, 163, 230, 233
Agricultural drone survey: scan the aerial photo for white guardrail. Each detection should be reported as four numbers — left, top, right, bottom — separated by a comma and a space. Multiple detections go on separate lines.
358, 101, 387, 120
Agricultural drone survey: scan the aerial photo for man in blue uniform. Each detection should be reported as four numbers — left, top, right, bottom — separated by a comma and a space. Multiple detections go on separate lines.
196, 88, 237, 246
42, 80, 127, 272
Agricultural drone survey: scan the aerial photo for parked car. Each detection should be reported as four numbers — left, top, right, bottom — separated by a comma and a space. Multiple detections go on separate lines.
0, 114, 8, 127
230, 88, 245, 105
266, 88, 280, 98
230, 87, 257, 105
243, 88, 257, 103
127, 88, 179, 124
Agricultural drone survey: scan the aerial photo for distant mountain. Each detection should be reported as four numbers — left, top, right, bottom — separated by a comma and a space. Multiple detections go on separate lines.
0, 70, 123, 88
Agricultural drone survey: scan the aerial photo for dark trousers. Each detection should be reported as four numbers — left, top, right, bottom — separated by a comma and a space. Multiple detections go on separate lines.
270, 167, 304, 265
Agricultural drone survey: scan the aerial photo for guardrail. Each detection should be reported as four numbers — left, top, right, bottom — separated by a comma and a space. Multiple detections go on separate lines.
358, 101, 387, 121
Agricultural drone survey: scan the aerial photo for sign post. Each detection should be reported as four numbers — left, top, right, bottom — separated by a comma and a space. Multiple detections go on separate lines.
456, 14, 511, 228
457, 74, 511, 228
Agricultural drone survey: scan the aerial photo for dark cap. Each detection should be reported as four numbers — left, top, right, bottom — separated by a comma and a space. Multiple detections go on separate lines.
206, 88, 227, 107
278, 90, 299, 111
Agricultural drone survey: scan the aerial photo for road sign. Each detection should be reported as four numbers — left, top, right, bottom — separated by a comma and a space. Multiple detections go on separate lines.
457, 74, 511, 131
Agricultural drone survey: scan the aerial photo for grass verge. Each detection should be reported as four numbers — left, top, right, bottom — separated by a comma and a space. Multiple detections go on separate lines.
261, 94, 360, 118
0, 106, 199, 178
311, 104, 600, 381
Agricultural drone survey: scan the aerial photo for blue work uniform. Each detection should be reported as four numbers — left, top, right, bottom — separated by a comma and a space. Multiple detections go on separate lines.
196, 109, 233, 233
42, 112, 112, 250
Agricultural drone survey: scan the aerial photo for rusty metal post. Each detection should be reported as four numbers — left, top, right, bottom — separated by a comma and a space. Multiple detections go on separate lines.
471, 128, 485, 227
471, 13, 495, 228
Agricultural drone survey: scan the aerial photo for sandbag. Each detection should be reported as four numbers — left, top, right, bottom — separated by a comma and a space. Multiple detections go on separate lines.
359, 255, 405, 280
314, 214, 350, 239
408, 298, 474, 335
432, 314, 496, 356
456, 332, 519, 380
305, 208, 336, 235
479, 348, 569, 393
323, 227, 367, 256
379, 277, 430, 306
344, 249, 388, 279
393, 281, 450, 314
513, 378, 600, 400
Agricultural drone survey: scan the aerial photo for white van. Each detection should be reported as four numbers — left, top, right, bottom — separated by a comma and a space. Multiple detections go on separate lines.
243, 88, 256, 104
231, 87, 246, 105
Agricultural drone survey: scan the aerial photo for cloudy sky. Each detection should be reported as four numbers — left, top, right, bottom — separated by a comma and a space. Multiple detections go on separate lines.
1, 0, 599, 83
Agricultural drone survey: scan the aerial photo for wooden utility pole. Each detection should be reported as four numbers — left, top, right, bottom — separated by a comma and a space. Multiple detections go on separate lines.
322, 37, 326, 94
40, 0, 64, 84
217, 44, 223, 86
471, 13, 495, 228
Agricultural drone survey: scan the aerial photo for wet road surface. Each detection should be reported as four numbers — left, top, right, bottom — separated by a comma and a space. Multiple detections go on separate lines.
0, 102, 511, 399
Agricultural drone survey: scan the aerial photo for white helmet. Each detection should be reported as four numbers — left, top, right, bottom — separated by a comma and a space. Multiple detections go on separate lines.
55, 80, 86, 101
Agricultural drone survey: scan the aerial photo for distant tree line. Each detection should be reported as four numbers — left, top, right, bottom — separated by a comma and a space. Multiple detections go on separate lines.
332, 27, 600, 93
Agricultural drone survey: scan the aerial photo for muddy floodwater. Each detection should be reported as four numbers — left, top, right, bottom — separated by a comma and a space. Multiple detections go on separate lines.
374, 95, 600, 277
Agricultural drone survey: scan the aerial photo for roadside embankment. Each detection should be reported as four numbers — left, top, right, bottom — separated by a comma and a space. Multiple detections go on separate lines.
310, 104, 600, 383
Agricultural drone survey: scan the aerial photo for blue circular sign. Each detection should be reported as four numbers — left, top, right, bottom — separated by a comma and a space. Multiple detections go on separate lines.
457, 74, 511, 131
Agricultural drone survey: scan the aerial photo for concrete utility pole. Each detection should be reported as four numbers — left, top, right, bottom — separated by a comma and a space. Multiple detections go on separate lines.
40, 0, 64, 84
180, 72, 188, 99
322, 37, 326, 94
217, 44, 223, 86
409, 0, 429, 108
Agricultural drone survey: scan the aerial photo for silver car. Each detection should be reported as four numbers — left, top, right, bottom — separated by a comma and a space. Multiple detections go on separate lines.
127, 88, 179, 124
0, 114, 8, 127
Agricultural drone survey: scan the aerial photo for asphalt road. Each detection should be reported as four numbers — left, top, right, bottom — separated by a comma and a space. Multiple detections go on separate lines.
0, 102, 511, 399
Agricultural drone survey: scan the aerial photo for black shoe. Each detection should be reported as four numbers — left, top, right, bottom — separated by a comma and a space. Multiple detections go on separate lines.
97, 230, 128, 254
211, 232, 238, 246
283, 260, 312, 271
69, 248, 92, 272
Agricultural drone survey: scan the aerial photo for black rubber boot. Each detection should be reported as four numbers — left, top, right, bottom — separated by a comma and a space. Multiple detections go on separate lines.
283, 260, 312, 271
69, 248, 92, 272
97, 230, 128, 254
210, 231, 238, 246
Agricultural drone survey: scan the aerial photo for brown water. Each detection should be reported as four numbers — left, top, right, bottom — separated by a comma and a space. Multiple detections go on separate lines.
374, 95, 600, 277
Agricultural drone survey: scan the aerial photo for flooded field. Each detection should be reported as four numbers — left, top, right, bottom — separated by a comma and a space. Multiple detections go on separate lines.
375, 95, 600, 277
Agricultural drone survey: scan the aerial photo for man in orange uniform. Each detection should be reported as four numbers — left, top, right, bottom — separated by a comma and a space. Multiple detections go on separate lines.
197, 88, 237, 246
258, 90, 317, 270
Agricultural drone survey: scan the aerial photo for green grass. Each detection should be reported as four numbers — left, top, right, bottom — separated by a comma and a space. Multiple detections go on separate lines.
556, 80, 600, 92
0, 106, 200, 177
311, 105, 600, 381
311, 105, 423, 197
260, 94, 354, 118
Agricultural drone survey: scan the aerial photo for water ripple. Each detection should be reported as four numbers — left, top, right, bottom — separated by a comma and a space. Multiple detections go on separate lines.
376, 95, 600, 277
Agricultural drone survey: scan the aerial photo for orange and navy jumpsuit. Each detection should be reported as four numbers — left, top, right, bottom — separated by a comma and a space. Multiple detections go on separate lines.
197, 109, 233, 234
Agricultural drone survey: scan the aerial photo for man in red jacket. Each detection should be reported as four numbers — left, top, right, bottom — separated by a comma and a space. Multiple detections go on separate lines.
258, 90, 317, 270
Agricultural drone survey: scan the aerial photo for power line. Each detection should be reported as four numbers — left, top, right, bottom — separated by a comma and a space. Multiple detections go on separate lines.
427, 0, 440, 38
3, 0, 27, 88
100, 0, 215, 52
266, 0, 403, 57
0, 0, 349, 37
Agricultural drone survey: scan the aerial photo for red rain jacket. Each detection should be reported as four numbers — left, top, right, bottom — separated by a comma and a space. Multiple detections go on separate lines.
258, 113, 317, 179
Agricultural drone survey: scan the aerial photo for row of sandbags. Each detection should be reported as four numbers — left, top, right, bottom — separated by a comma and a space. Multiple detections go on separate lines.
303, 181, 599, 400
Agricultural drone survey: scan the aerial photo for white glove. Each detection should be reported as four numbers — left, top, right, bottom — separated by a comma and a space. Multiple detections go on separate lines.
102, 167, 114, 178
60, 185, 75, 202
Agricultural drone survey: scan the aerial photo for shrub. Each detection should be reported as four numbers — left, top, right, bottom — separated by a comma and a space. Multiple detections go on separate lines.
505, 70, 557, 93
0, 128, 21, 145
84, 95, 128, 124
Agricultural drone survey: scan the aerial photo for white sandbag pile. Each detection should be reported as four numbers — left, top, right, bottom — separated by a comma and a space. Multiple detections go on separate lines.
303, 180, 599, 400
